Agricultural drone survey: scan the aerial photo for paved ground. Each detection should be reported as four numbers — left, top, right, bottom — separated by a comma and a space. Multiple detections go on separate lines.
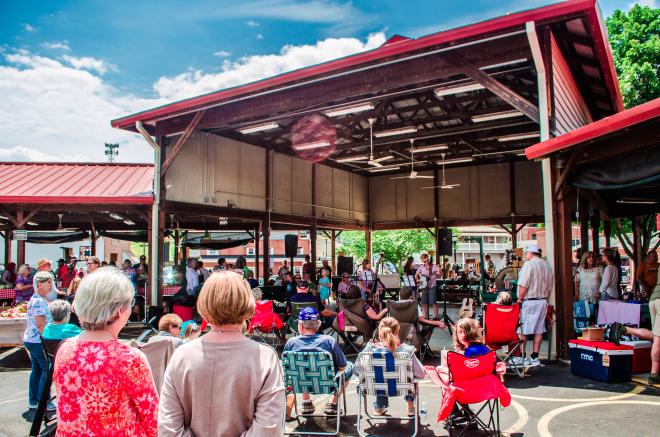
1, 305, 659, 436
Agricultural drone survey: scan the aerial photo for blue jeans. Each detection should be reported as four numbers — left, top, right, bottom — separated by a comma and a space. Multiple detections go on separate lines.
375, 394, 415, 408
24, 341, 50, 407
338, 361, 354, 382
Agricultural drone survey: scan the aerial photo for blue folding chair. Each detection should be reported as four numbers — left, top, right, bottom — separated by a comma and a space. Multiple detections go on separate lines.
282, 351, 347, 436
355, 350, 419, 437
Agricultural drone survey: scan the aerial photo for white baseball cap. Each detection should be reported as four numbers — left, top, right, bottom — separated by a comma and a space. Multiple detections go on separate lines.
524, 244, 541, 254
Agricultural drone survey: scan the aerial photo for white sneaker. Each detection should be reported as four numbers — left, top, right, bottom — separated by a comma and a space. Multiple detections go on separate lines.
509, 356, 523, 367
524, 357, 541, 367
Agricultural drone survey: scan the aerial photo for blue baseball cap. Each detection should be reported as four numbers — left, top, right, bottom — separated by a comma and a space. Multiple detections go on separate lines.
298, 306, 320, 321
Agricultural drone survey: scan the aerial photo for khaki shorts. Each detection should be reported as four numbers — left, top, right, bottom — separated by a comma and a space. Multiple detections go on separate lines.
518, 299, 548, 335
651, 299, 660, 337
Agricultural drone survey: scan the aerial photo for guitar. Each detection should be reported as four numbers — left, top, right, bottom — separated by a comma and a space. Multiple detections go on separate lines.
458, 297, 475, 319
418, 275, 429, 289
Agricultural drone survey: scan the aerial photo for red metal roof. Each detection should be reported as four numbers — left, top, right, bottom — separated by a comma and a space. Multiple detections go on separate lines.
112, 0, 622, 130
0, 163, 154, 205
525, 98, 660, 159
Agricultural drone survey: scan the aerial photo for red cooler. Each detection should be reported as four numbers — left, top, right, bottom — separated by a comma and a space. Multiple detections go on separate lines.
569, 339, 633, 383
172, 305, 194, 321
621, 340, 653, 374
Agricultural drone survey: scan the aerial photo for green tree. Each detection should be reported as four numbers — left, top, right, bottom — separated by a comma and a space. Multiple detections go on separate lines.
338, 229, 453, 272
606, 4, 660, 108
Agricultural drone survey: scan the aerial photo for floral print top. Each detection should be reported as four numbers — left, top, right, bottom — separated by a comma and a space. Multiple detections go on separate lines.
53, 339, 158, 437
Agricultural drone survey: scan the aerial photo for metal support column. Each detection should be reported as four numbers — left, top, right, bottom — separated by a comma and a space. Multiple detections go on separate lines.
16, 209, 25, 266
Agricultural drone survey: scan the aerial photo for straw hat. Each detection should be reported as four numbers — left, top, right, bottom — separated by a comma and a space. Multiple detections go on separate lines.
36, 258, 52, 269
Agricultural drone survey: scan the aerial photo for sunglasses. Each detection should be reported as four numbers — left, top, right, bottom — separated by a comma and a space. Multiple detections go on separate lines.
171, 324, 180, 329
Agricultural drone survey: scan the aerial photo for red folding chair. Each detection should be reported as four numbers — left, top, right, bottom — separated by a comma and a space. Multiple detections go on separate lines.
483, 303, 525, 378
248, 300, 286, 346
441, 351, 510, 437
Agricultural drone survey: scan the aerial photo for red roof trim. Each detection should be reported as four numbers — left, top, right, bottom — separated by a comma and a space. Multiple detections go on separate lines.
112, 0, 618, 130
525, 98, 660, 159
0, 196, 153, 205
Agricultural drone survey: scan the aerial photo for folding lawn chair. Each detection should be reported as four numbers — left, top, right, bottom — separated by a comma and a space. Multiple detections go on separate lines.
331, 298, 373, 356
29, 338, 62, 437
388, 300, 436, 361
442, 351, 510, 437
248, 300, 286, 346
355, 350, 419, 437
282, 351, 347, 436
483, 303, 526, 378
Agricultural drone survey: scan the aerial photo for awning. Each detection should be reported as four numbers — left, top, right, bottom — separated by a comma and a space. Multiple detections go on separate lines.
26, 230, 89, 244
99, 230, 173, 243
182, 231, 254, 250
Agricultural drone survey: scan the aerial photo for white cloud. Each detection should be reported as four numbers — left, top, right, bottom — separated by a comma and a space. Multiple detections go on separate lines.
246, 20, 260, 27
153, 32, 386, 101
0, 50, 162, 163
62, 55, 116, 75
42, 41, 71, 51
213, 50, 231, 57
256, 33, 264, 40
23, 24, 36, 32
630, 0, 658, 8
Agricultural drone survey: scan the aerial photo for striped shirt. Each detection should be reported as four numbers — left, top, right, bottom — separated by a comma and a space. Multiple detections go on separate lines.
517, 257, 553, 299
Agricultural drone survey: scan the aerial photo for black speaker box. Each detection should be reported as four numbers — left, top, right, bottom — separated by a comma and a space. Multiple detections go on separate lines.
337, 256, 354, 275
438, 227, 453, 256
284, 234, 299, 258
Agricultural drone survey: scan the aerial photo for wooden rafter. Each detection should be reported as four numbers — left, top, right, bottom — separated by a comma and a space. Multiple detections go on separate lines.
444, 52, 540, 123
162, 109, 206, 175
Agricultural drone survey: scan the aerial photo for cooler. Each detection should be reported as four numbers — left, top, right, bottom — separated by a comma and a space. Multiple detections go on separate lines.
568, 339, 633, 383
620, 340, 653, 374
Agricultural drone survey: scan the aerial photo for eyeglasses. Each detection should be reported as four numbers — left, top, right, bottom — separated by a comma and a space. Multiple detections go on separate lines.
171, 324, 180, 329
130, 297, 136, 307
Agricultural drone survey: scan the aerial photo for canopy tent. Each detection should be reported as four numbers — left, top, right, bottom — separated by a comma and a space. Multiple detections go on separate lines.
99, 230, 174, 243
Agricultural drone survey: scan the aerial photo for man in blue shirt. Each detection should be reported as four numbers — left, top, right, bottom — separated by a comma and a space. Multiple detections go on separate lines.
284, 307, 352, 418
288, 281, 337, 328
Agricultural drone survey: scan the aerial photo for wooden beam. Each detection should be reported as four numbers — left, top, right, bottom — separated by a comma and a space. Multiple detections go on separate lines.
365, 228, 372, 265
161, 109, 206, 175
255, 225, 260, 279
579, 194, 589, 253
604, 219, 611, 248
0, 206, 19, 228
554, 151, 577, 198
443, 52, 539, 123
3, 228, 12, 265
331, 229, 336, 274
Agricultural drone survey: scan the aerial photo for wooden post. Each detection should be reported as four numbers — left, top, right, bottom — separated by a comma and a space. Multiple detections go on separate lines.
254, 225, 260, 279
365, 228, 372, 264
511, 216, 517, 249
604, 220, 612, 248
579, 195, 589, 254
633, 216, 642, 291
591, 210, 600, 256
331, 230, 336, 273
155, 211, 166, 308
91, 230, 97, 256
4, 228, 12, 265
146, 209, 153, 308
310, 164, 317, 281
16, 209, 25, 266
554, 180, 576, 360
263, 149, 272, 282
173, 230, 180, 263
509, 161, 517, 250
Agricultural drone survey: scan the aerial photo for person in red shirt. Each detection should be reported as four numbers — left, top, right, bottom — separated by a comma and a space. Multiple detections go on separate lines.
56, 259, 68, 287
302, 254, 315, 282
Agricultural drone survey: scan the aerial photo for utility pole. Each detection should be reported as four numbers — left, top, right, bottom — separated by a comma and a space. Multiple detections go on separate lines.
105, 143, 119, 163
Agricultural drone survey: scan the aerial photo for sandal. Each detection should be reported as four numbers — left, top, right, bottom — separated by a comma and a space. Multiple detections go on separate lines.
301, 401, 315, 415
374, 407, 387, 416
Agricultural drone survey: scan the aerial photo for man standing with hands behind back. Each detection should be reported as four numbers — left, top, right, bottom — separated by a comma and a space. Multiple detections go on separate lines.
515, 244, 553, 367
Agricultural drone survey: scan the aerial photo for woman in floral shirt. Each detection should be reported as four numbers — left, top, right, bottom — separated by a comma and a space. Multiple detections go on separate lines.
54, 267, 158, 437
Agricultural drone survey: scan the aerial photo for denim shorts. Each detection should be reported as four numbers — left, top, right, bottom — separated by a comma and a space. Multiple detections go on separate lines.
420, 286, 437, 304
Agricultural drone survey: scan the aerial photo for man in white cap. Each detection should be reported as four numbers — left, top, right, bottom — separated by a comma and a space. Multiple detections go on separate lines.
515, 244, 553, 367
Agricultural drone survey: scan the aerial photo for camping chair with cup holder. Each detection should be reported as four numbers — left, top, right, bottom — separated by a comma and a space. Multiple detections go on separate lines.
441, 351, 511, 437
331, 298, 374, 356
483, 303, 526, 378
282, 351, 347, 436
248, 300, 286, 346
387, 299, 436, 361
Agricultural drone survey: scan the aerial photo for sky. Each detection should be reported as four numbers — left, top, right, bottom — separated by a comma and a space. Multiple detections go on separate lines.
0, 0, 654, 163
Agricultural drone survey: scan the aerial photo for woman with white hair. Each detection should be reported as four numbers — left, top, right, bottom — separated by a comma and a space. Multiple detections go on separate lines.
15, 263, 34, 303
53, 267, 158, 437
24, 271, 55, 412
43, 300, 82, 340
159, 271, 285, 436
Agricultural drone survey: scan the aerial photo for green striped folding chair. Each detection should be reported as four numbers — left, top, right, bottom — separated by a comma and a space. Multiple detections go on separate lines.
282, 351, 346, 436
355, 350, 419, 437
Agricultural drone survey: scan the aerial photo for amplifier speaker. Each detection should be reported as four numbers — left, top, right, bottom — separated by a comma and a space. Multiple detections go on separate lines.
284, 234, 299, 258
438, 227, 453, 256
337, 256, 354, 275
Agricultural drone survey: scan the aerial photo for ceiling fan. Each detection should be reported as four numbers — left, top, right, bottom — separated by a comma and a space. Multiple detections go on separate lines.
390, 139, 434, 180
422, 153, 461, 190
364, 118, 392, 167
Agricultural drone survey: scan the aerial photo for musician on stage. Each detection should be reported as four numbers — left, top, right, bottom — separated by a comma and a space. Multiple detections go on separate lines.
416, 254, 439, 319
357, 259, 376, 301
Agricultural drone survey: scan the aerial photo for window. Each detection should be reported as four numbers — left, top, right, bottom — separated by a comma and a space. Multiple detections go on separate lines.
269, 247, 274, 255
246, 247, 255, 256
297, 247, 304, 255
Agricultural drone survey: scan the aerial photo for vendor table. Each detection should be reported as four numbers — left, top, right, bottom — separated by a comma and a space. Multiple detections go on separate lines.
0, 288, 16, 302
0, 318, 27, 347
137, 286, 180, 297
597, 300, 641, 327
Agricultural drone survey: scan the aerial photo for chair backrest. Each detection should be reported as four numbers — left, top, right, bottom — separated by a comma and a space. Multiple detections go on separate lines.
291, 301, 319, 320
446, 351, 496, 383
260, 285, 286, 302
483, 303, 520, 346
41, 338, 63, 359
282, 351, 337, 394
251, 300, 275, 327
356, 349, 415, 397
388, 300, 419, 324
378, 274, 401, 289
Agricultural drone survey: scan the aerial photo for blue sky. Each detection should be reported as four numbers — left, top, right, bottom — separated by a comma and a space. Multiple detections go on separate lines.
0, 0, 652, 162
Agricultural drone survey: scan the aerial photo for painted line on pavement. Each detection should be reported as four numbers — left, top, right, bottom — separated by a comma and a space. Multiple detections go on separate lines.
511, 384, 644, 402
537, 399, 660, 437
503, 399, 528, 435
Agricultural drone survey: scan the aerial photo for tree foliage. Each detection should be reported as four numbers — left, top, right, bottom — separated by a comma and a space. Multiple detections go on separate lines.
338, 229, 438, 271
606, 4, 660, 108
